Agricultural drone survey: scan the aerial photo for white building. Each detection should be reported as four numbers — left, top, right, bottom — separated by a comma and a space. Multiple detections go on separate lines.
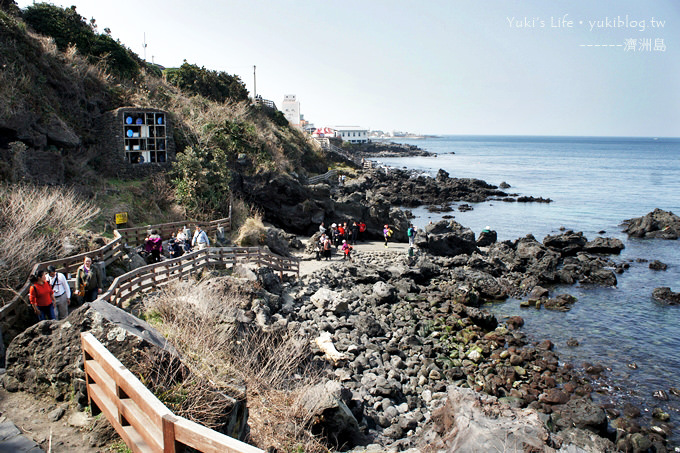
281, 94, 300, 127
335, 126, 369, 144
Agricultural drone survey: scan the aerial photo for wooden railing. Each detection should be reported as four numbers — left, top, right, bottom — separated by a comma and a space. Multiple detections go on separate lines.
117, 215, 231, 247
0, 215, 232, 324
0, 235, 127, 326
100, 247, 298, 309
306, 169, 337, 185
81, 332, 264, 453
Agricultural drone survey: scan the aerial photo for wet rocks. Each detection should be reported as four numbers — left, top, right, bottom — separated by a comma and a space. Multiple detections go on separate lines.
652, 287, 680, 305
543, 294, 578, 312
623, 208, 680, 239
584, 237, 625, 255
420, 220, 479, 257
649, 260, 668, 271
543, 230, 587, 257
550, 397, 608, 434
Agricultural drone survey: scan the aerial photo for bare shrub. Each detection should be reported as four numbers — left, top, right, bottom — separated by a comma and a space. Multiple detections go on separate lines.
229, 197, 251, 231
143, 278, 327, 451
234, 212, 266, 246
0, 184, 99, 293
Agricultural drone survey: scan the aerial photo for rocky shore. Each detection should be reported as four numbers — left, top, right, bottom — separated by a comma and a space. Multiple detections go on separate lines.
255, 232, 666, 451
3, 211, 677, 451
237, 166, 551, 239
353, 142, 436, 158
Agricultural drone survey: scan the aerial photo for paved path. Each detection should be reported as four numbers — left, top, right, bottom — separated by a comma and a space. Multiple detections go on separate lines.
294, 240, 412, 277
0, 421, 42, 453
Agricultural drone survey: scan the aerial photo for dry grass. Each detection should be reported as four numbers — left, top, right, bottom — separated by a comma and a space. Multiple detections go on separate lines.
143, 278, 328, 452
0, 184, 100, 293
234, 212, 266, 246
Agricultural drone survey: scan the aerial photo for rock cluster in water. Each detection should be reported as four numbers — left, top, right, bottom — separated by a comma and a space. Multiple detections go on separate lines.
623, 208, 680, 239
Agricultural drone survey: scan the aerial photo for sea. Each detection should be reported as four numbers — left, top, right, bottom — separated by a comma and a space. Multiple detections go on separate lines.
376, 135, 680, 444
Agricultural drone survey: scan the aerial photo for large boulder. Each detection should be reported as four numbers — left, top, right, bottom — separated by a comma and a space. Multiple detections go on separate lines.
420, 220, 478, 257
298, 380, 362, 449
264, 225, 302, 257
623, 209, 680, 239
416, 386, 552, 452
476, 229, 497, 247
652, 287, 680, 305
543, 231, 587, 256
583, 237, 625, 255
550, 397, 608, 435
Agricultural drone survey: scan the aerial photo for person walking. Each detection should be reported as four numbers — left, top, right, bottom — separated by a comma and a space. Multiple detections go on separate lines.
323, 237, 332, 260
75, 256, 103, 303
407, 224, 416, 247
350, 221, 359, 245
29, 269, 55, 321
192, 225, 210, 250
383, 224, 393, 248
47, 265, 71, 320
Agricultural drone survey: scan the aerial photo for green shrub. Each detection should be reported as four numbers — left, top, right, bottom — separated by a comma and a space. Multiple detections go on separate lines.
21, 4, 141, 79
165, 61, 249, 104
172, 145, 232, 217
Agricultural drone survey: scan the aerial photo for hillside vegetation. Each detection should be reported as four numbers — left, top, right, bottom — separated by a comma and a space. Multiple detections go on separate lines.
0, 4, 327, 224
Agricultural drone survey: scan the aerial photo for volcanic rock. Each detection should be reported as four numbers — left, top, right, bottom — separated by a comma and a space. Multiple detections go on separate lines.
623, 209, 680, 239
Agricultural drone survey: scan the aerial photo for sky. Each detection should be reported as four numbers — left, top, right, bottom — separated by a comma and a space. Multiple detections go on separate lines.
15, 0, 680, 137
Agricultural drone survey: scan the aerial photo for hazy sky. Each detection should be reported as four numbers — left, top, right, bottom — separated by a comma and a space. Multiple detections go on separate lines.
16, 1, 680, 137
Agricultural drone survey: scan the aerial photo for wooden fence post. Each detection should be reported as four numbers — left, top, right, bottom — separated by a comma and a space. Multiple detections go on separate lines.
82, 345, 101, 416
162, 414, 185, 453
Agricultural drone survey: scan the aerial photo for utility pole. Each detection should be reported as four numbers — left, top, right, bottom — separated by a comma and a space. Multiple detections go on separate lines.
253, 65, 257, 100
143, 33, 147, 62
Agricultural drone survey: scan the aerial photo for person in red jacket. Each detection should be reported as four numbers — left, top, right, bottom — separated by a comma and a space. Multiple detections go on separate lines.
29, 269, 55, 321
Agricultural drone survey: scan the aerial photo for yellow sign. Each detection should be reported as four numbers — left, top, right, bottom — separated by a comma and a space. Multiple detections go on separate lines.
115, 212, 128, 224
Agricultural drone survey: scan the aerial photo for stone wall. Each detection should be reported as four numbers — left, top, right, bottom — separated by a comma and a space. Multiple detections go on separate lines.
95, 107, 176, 177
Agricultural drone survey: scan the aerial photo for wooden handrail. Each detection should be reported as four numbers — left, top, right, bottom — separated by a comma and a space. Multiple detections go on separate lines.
0, 235, 127, 323
99, 247, 298, 309
0, 215, 232, 323
81, 332, 264, 453
306, 169, 337, 185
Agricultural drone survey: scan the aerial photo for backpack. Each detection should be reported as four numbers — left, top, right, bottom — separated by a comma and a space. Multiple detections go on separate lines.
407, 227, 414, 237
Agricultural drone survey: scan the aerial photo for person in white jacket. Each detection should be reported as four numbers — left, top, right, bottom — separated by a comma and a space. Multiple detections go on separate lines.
47, 265, 72, 320
192, 226, 210, 250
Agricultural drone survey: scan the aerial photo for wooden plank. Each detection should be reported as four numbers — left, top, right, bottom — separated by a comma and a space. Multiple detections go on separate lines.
86, 358, 162, 450
82, 334, 171, 426
120, 399, 164, 451
88, 383, 155, 453
173, 417, 264, 453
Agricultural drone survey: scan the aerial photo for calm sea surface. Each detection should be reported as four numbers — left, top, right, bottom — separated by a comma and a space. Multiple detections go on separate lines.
378, 136, 680, 443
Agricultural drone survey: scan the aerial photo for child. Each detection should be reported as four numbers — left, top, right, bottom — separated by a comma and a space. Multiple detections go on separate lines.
341, 240, 353, 261
383, 224, 393, 247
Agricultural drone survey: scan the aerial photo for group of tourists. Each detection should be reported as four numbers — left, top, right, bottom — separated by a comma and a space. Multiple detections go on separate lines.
29, 224, 215, 322
145, 225, 212, 263
316, 220, 367, 261
28, 255, 102, 321
319, 220, 367, 247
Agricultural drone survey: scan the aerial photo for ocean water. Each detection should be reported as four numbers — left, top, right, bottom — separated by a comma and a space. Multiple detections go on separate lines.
377, 136, 680, 443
